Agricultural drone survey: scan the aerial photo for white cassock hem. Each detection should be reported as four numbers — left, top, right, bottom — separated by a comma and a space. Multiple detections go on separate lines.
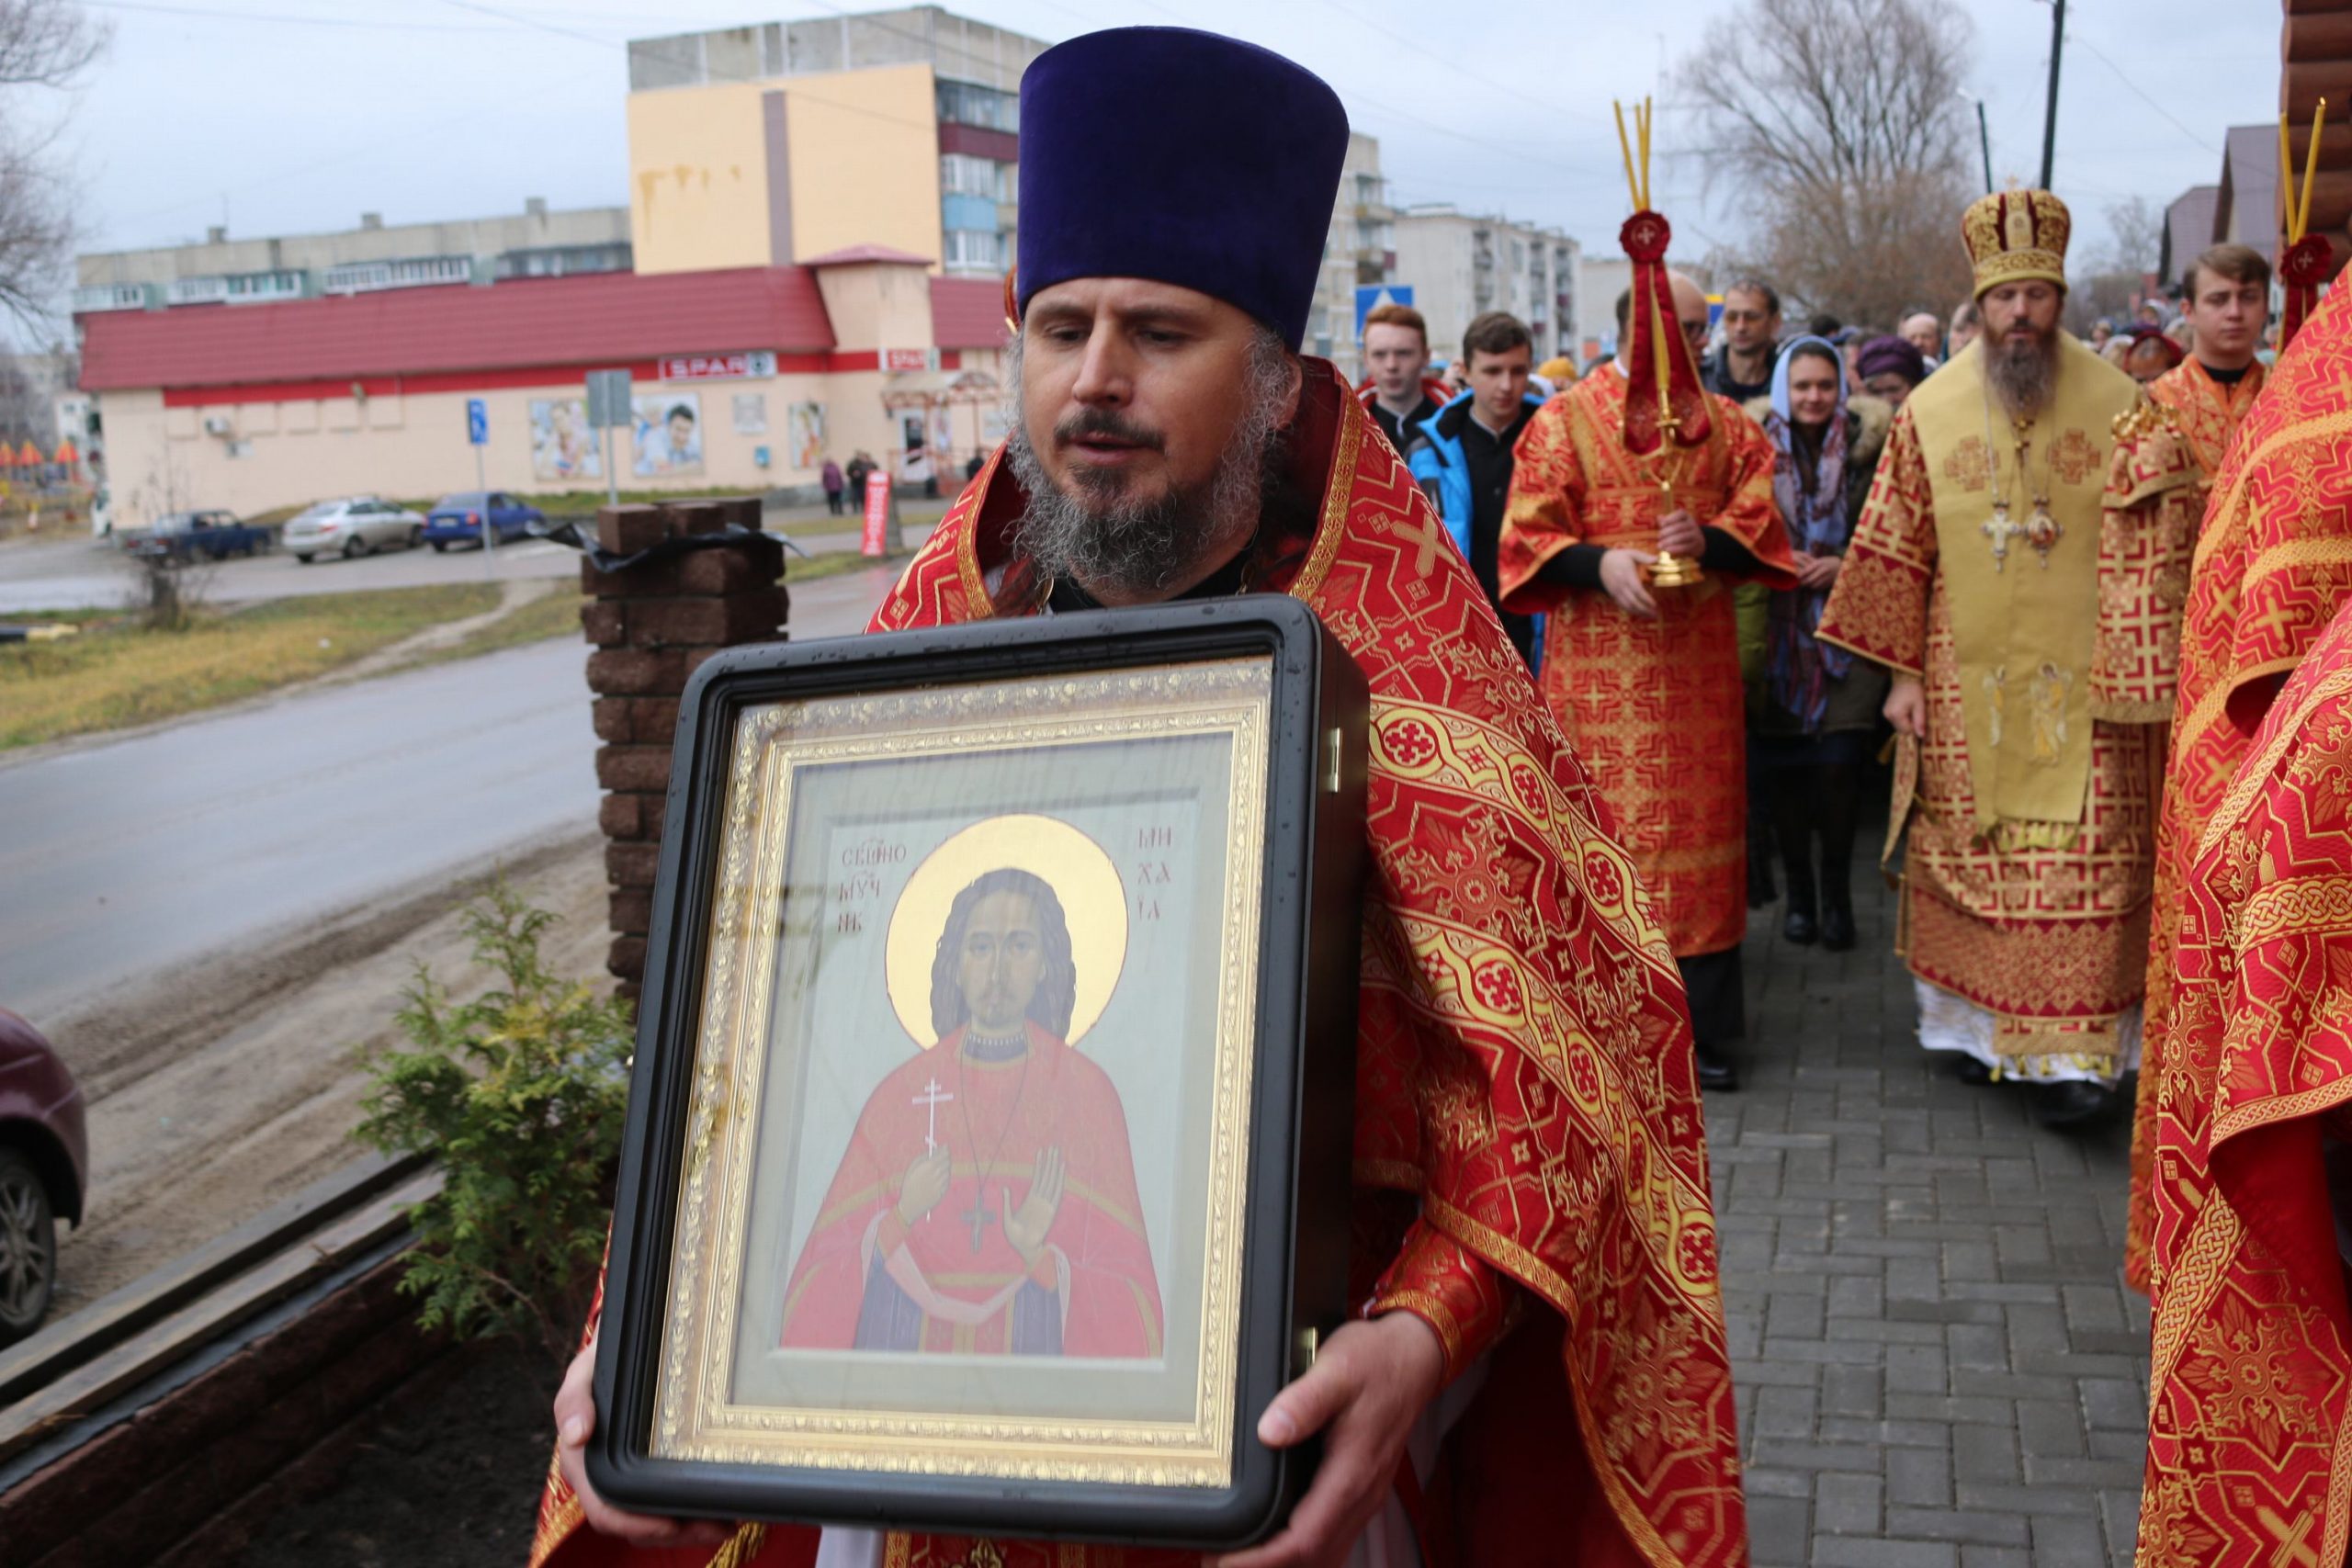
1913, 978, 2141, 1087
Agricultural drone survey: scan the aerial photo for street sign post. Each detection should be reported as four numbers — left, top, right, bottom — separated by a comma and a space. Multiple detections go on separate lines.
586, 369, 632, 508
1353, 284, 1415, 340
466, 399, 493, 558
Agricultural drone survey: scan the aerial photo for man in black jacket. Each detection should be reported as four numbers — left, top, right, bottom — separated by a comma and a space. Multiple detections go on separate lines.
1702, 277, 1781, 403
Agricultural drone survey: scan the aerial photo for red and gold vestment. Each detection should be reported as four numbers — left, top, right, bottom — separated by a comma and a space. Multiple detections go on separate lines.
1495, 364, 1797, 959
2126, 276, 2352, 1294
2145, 356, 2267, 484
532, 365, 1747, 1568
2137, 592, 2352, 1567
1812, 339, 2193, 1076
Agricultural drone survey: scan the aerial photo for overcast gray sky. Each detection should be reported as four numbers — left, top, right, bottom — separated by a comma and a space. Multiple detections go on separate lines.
60, 0, 2276, 277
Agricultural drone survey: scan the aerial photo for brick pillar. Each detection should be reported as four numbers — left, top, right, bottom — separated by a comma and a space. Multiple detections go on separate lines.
582, 497, 787, 1002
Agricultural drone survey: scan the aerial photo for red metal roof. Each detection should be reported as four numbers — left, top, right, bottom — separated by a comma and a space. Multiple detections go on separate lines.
930, 276, 1011, 350
78, 266, 838, 391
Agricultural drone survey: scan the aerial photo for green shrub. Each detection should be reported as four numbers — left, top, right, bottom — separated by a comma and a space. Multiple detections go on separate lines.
356, 882, 634, 1365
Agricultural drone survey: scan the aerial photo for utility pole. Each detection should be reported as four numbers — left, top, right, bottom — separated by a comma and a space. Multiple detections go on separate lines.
1959, 90, 1995, 195
2037, 0, 2066, 190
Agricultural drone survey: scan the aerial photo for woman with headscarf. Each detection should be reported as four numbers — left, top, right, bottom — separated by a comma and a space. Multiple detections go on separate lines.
1853, 333, 1928, 408
1742, 336, 1893, 949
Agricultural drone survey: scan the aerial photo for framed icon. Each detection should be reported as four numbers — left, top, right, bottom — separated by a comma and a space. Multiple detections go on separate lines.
589, 597, 1367, 1549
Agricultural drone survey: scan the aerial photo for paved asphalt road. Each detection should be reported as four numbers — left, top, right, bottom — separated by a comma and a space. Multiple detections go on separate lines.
0, 558, 907, 1027
0, 512, 940, 615
0, 534, 582, 615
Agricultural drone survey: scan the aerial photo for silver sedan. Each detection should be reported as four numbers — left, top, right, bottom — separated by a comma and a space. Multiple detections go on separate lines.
283, 497, 426, 562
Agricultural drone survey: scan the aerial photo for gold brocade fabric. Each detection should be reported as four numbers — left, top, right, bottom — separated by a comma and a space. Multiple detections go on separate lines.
1817, 404, 2165, 1065
1905, 335, 2143, 837
2146, 356, 2267, 482
1493, 364, 1797, 959
2125, 274, 2352, 1298
2137, 597, 2352, 1568
2093, 404, 2204, 724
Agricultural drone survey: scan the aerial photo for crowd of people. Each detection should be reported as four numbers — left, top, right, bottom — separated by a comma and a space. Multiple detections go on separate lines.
535, 25, 2352, 1568
1347, 231, 2285, 1124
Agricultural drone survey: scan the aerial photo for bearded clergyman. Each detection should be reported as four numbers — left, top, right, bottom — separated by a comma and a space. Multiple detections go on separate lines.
535, 27, 1746, 1568
1814, 189, 2195, 1129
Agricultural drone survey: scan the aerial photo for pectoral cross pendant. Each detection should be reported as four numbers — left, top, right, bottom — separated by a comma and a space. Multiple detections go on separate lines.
1982, 502, 2023, 574
962, 1193, 997, 1252
2025, 504, 2061, 568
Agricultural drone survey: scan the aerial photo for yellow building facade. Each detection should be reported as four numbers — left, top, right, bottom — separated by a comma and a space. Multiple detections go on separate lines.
624, 11, 1043, 279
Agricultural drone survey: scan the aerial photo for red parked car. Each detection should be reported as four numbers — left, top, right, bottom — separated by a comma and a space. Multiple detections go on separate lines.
0, 1007, 86, 1344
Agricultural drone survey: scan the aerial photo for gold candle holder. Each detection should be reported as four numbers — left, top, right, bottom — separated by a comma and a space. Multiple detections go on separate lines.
1645, 412, 1702, 590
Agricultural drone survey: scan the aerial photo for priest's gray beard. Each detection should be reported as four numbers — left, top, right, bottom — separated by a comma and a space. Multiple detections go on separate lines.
1985, 318, 2058, 419
1004, 330, 1293, 599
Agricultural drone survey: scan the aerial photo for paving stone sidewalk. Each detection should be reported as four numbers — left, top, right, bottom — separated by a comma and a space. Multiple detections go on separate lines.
1711, 863, 2148, 1568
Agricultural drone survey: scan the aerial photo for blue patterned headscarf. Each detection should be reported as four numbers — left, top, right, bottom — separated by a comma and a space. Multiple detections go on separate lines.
1758, 336, 1855, 731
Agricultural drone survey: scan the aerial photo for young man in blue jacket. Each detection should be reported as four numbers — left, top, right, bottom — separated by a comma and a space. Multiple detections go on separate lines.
1406, 310, 1545, 668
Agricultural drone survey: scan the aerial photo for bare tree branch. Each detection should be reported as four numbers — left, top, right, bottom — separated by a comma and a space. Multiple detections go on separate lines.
0, 2, 108, 337
1676, 0, 1976, 326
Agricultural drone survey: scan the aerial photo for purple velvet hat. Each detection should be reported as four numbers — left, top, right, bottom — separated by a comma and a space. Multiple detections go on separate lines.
1014, 28, 1350, 350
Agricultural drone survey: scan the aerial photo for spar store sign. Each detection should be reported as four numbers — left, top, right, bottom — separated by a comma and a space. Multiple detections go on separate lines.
659, 351, 777, 382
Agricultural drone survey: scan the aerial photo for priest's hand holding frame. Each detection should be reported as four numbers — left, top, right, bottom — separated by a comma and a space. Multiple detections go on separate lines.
1212, 1311, 1445, 1568
554, 1335, 736, 1551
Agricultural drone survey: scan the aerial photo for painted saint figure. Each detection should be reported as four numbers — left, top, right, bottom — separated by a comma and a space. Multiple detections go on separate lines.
777, 867, 1162, 1358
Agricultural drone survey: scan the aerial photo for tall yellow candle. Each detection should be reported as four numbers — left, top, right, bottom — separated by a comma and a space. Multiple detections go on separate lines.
2299, 98, 2327, 243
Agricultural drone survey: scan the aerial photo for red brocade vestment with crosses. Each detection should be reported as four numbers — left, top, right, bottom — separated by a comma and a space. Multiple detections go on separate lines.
1494, 364, 1797, 961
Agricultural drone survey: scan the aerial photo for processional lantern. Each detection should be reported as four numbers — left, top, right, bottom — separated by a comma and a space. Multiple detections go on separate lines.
1613, 96, 1711, 590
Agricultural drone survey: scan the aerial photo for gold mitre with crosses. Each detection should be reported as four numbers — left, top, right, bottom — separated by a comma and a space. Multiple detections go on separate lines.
1961, 188, 2072, 296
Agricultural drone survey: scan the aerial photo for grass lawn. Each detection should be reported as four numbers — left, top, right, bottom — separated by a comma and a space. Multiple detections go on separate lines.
397, 547, 906, 671
1, 548, 910, 749
788, 548, 911, 584
0, 583, 500, 750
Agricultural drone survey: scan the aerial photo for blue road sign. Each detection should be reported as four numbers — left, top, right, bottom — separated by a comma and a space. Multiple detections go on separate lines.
466, 399, 488, 446
1354, 284, 1415, 339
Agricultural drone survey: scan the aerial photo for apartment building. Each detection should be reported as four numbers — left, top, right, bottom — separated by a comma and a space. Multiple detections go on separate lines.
1390, 205, 1578, 368
72, 200, 633, 316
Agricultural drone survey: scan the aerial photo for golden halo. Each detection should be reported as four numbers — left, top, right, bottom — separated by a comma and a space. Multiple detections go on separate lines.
884, 814, 1127, 1050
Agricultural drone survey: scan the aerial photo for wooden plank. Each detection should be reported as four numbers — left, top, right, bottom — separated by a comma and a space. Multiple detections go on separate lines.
2305, 169, 2352, 231
2284, 61, 2352, 119
2288, 11, 2352, 60
0, 1168, 443, 1466
0, 1151, 425, 1407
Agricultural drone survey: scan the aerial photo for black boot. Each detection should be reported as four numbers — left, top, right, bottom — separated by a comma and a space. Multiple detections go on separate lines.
2033, 1079, 2120, 1129
1770, 770, 1817, 944
1694, 1042, 1741, 1092
1746, 789, 1776, 908
1817, 762, 1860, 952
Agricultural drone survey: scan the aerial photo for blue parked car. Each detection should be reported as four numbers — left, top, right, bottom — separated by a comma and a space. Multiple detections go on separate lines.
422, 491, 545, 551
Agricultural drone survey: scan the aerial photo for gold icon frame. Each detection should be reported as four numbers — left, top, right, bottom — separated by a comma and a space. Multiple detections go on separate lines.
647, 657, 1273, 1485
